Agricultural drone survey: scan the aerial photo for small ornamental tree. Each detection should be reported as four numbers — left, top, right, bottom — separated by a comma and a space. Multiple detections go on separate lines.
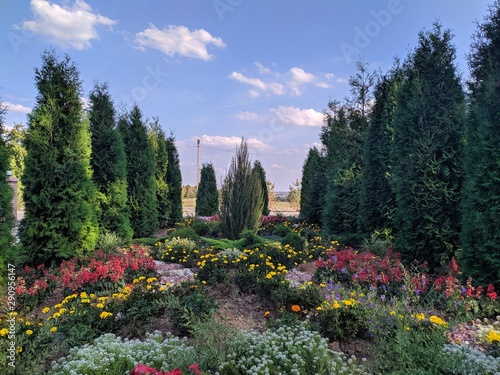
195, 162, 219, 216
165, 135, 183, 226
20, 50, 98, 263
252, 160, 269, 216
220, 140, 263, 240
118, 105, 158, 238
89, 82, 132, 242
300, 147, 326, 225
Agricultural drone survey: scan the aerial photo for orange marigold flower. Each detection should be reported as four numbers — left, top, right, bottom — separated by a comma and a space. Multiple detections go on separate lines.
291, 305, 301, 313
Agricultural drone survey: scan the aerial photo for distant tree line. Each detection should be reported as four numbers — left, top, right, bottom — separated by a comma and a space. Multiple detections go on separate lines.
300, 11, 500, 285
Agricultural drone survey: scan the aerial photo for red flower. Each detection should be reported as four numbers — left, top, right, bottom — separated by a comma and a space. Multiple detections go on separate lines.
130, 364, 163, 375
188, 364, 201, 375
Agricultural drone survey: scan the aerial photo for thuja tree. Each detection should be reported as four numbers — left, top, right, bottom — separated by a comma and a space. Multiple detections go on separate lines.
6, 123, 26, 208
300, 147, 326, 225
460, 2, 500, 285
195, 162, 218, 216
358, 66, 402, 236
148, 118, 169, 228
392, 23, 466, 270
165, 135, 183, 226
89, 82, 132, 242
20, 50, 98, 263
220, 140, 263, 240
118, 105, 158, 237
253, 160, 269, 216
0, 99, 15, 262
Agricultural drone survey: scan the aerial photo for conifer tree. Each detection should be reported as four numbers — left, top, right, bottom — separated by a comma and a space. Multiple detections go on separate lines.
195, 162, 219, 216
358, 66, 401, 236
148, 118, 169, 228
300, 147, 326, 225
460, 2, 500, 284
118, 105, 158, 237
0, 99, 15, 262
252, 160, 269, 216
165, 135, 183, 226
392, 23, 466, 269
20, 50, 98, 263
89, 82, 132, 241
220, 140, 263, 239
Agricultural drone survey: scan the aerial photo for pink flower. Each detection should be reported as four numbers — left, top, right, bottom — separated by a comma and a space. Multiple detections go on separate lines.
188, 364, 201, 374
130, 364, 163, 375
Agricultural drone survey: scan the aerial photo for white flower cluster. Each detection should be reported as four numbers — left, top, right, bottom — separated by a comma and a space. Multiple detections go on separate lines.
219, 248, 244, 261
220, 321, 369, 374
48, 331, 198, 375
442, 343, 500, 374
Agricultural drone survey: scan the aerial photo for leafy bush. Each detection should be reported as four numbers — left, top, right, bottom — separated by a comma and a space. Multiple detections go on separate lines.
158, 237, 198, 265
236, 229, 265, 249
191, 220, 213, 237
169, 227, 200, 241
96, 231, 123, 254
272, 223, 291, 237
282, 231, 306, 252
271, 282, 324, 312
48, 331, 199, 375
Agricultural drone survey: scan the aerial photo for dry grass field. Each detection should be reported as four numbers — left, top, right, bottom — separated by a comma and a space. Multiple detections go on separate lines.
182, 198, 299, 217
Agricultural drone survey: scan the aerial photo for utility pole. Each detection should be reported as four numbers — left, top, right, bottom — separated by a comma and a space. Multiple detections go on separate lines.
196, 139, 200, 188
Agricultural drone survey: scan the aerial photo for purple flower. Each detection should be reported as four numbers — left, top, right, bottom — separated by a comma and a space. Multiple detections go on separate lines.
380, 294, 386, 301
340, 268, 346, 274
332, 255, 338, 262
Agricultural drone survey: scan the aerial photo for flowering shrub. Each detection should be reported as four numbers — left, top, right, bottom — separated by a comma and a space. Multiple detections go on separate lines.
130, 363, 201, 375
14, 264, 58, 311
157, 237, 199, 266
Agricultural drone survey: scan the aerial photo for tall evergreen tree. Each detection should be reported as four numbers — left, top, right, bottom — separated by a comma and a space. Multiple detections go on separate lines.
358, 66, 402, 236
0, 99, 15, 262
89, 82, 132, 241
220, 140, 263, 240
118, 105, 158, 237
195, 162, 219, 216
460, 2, 500, 285
165, 134, 183, 226
148, 118, 169, 228
20, 50, 98, 263
252, 160, 269, 216
300, 147, 326, 225
392, 23, 466, 269
6, 123, 26, 207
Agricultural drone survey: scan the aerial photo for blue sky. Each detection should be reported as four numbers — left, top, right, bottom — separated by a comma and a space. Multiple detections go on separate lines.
1, 0, 492, 190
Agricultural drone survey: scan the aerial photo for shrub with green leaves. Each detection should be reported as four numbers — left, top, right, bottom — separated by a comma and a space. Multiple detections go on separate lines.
169, 227, 200, 241
158, 236, 198, 265
48, 331, 199, 375
282, 231, 306, 252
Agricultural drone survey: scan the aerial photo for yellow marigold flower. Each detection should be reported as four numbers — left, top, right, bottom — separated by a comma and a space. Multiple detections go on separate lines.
404, 326, 410, 331
415, 313, 425, 321
9, 312, 17, 317
333, 301, 341, 309
18, 317, 24, 322
429, 315, 447, 327
25, 321, 32, 326
100, 311, 113, 319
80, 292, 88, 299
25, 330, 33, 335
90, 294, 96, 299
0, 328, 9, 336
138, 276, 146, 281
81, 298, 90, 303
263, 311, 271, 317
487, 330, 500, 343
133, 279, 139, 284
291, 305, 301, 313
342, 299, 353, 306
389, 311, 396, 316
316, 306, 323, 311
99, 297, 108, 302
96, 303, 105, 309
17, 347, 22, 353
159, 286, 165, 291
320, 283, 325, 288
146, 285, 152, 290
50, 327, 57, 332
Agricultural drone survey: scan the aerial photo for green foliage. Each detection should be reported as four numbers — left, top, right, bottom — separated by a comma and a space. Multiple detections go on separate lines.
89, 82, 132, 242
314, 300, 368, 342
358, 66, 401, 236
460, 2, 500, 285
195, 162, 219, 216
20, 50, 98, 264
272, 223, 291, 237
236, 229, 265, 249
165, 135, 183, 226
5, 123, 26, 208
169, 227, 199, 241
392, 23, 466, 270
95, 231, 123, 254
0, 99, 15, 265
148, 118, 170, 228
220, 140, 264, 239
282, 231, 306, 252
252, 160, 269, 216
299, 147, 326, 225
158, 236, 198, 265
191, 220, 220, 237
119, 105, 158, 238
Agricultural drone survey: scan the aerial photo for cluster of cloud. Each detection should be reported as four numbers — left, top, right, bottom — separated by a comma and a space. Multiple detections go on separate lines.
4, 101, 31, 114
192, 135, 272, 151
234, 106, 324, 128
229, 62, 336, 97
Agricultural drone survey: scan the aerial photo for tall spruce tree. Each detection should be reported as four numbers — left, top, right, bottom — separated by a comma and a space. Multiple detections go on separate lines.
0, 99, 15, 262
392, 23, 466, 269
118, 105, 158, 237
20, 50, 98, 263
252, 160, 269, 216
460, 2, 500, 285
220, 140, 263, 240
195, 162, 219, 216
165, 135, 183, 226
89, 82, 132, 242
300, 147, 326, 225
148, 118, 169, 228
358, 66, 402, 236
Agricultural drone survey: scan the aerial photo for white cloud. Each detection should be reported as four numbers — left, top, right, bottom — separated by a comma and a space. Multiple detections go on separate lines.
254, 61, 272, 74
80, 97, 90, 109
20, 0, 116, 50
234, 111, 263, 122
193, 135, 272, 151
4, 102, 31, 114
270, 106, 323, 127
135, 24, 225, 61
271, 164, 283, 169
249, 90, 260, 98
229, 72, 284, 95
